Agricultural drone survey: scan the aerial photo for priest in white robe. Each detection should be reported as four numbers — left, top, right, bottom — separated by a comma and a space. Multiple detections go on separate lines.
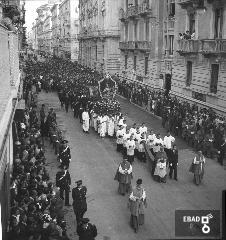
82, 109, 90, 133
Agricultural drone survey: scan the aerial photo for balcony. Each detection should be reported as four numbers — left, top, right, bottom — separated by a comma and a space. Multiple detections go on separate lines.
127, 6, 139, 18
177, 40, 200, 55
119, 41, 151, 52
201, 39, 226, 56
138, 2, 152, 17
177, 0, 205, 9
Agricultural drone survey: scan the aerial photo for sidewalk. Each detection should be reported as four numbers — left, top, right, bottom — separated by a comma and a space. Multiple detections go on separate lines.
37, 91, 79, 240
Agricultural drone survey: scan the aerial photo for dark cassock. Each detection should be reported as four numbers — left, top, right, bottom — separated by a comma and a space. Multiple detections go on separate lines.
114, 157, 133, 195
169, 145, 178, 180
58, 140, 71, 169
128, 179, 147, 233
77, 218, 97, 240
56, 166, 71, 206
218, 139, 226, 166
72, 180, 87, 224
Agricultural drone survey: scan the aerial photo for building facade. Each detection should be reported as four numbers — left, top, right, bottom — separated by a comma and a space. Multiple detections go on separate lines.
173, 0, 226, 115
118, 0, 165, 87
0, 10, 23, 240
58, 0, 79, 61
51, 2, 60, 56
78, 0, 121, 74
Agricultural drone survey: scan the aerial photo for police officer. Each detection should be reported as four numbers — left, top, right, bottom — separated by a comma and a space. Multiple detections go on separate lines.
56, 165, 71, 206
58, 140, 71, 169
77, 218, 97, 240
72, 180, 87, 224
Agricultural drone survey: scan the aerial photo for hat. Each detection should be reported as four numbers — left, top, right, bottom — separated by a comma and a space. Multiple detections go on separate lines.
123, 156, 128, 160
136, 178, 142, 185
62, 140, 68, 144
75, 180, 82, 185
81, 218, 89, 224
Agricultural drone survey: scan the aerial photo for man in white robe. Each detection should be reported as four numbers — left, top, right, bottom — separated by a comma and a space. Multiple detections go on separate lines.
108, 115, 115, 137
82, 109, 90, 133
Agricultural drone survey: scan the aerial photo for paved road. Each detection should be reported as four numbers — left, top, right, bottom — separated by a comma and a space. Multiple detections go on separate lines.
38, 91, 226, 240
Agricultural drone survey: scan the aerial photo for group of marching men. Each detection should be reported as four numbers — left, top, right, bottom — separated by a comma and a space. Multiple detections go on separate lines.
81, 108, 177, 233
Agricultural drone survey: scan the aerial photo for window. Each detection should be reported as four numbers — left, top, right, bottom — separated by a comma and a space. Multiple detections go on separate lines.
134, 56, 137, 70
125, 23, 128, 41
214, 8, 223, 39
169, 1, 175, 17
210, 64, 219, 93
169, 35, 174, 55
125, 55, 128, 69
186, 61, 192, 86
145, 20, 149, 41
134, 21, 137, 41
144, 57, 148, 75
189, 13, 195, 35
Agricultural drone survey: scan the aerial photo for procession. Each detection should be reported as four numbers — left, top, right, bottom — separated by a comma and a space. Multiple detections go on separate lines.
4, 55, 222, 240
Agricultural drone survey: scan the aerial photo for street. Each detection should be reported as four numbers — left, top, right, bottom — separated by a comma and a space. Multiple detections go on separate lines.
38, 91, 226, 240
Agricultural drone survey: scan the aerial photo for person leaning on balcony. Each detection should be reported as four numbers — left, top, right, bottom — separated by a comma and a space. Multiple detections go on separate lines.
1, 8, 20, 32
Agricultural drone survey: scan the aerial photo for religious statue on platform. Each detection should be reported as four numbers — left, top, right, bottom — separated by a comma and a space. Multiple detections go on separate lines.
98, 74, 116, 100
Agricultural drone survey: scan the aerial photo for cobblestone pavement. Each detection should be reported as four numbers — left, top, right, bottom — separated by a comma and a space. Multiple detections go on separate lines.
38, 91, 226, 240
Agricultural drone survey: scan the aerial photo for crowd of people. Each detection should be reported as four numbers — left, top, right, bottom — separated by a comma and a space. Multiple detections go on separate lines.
9, 84, 70, 239
17, 56, 225, 236
116, 79, 226, 166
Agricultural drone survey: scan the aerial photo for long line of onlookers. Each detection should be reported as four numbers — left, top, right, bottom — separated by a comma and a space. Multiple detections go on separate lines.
8, 66, 70, 240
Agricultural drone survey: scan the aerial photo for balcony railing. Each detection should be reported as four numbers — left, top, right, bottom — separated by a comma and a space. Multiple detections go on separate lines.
177, 39, 226, 56
119, 3, 152, 21
201, 39, 226, 55
127, 6, 138, 18
119, 41, 151, 51
177, 39, 200, 54
78, 30, 120, 39
138, 2, 152, 16
136, 41, 152, 51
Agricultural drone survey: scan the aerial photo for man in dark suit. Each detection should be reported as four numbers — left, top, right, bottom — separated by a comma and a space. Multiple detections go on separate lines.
77, 218, 97, 240
58, 140, 71, 169
218, 138, 226, 166
169, 144, 178, 181
56, 165, 71, 206
72, 180, 87, 225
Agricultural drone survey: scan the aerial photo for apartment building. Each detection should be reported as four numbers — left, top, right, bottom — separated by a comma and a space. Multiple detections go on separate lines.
118, 0, 165, 87
51, 2, 60, 56
78, 0, 121, 74
58, 0, 79, 61
174, 0, 226, 115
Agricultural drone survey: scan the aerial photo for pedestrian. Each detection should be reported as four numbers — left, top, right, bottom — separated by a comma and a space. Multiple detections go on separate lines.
218, 137, 226, 166
128, 178, 147, 233
77, 218, 97, 240
169, 144, 178, 181
56, 165, 71, 206
58, 140, 71, 169
163, 131, 175, 165
40, 104, 46, 125
189, 150, 205, 185
114, 156, 133, 196
72, 180, 87, 225
82, 107, 90, 133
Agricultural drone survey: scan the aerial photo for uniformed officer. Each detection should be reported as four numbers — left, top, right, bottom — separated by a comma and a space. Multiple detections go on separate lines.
56, 165, 71, 206
72, 180, 87, 224
77, 218, 97, 240
58, 140, 71, 169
